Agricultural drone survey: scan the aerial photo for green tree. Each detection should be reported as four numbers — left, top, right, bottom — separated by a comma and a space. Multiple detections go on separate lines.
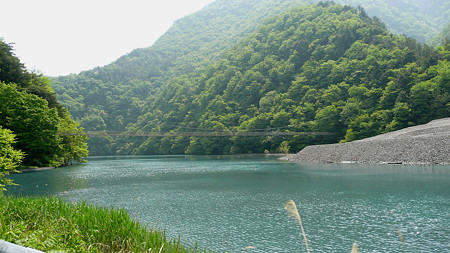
57, 109, 89, 165
0, 83, 60, 166
0, 40, 30, 85
277, 140, 290, 154
0, 126, 23, 191
0, 40, 88, 167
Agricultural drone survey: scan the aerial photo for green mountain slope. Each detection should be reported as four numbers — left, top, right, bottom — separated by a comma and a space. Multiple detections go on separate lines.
429, 23, 450, 47
125, 3, 449, 155
335, 0, 449, 42
52, 0, 450, 155
52, 0, 316, 154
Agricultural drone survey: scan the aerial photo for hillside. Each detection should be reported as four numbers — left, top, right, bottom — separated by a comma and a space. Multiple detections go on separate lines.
335, 0, 449, 43
52, 0, 313, 154
124, 3, 449, 155
429, 23, 450, 47
52, 1, 450, 155
282, 117, 450, 164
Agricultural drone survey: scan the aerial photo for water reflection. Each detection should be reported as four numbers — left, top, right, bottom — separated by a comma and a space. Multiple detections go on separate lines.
7, 164, 89, 196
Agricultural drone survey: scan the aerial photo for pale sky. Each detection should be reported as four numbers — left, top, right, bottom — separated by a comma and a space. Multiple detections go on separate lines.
1, 0, 215, 76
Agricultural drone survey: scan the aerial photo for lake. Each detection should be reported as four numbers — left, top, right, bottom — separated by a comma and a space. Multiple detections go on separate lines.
6, 155, 450, 252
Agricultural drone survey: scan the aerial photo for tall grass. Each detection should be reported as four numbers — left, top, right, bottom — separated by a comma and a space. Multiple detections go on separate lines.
0, 196, 207, 252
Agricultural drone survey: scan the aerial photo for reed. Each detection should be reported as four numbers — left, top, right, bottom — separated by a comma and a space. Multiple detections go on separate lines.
284, 200, 310, 253
351, 242, 359, 253
0, 196, 207, 253
397, 227, 406, 252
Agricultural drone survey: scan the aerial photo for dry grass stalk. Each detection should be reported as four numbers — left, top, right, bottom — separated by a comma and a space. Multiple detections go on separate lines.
284, 200, 310, 253
397, 227, 406, 252
351, 242, 359, 253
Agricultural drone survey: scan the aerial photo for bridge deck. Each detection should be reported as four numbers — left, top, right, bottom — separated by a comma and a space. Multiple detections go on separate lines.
59, 131, 334, 137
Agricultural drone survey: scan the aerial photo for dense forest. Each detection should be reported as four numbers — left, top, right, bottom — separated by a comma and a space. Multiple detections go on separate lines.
127, 3, 450, 155
429, 23, 450, 47
334, 0, 449, 43
0, 39, 87, 185
51, 0, 450, 155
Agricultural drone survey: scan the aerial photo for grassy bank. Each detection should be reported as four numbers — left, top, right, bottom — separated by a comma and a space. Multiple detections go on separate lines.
0, 196, 207, 252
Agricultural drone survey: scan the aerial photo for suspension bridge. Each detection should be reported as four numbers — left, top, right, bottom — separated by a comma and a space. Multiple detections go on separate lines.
59, 130, 334, 137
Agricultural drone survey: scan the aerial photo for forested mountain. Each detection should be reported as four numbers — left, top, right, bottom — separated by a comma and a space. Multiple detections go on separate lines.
0, 39, 87, 169
125, 3, 449, 155
335, 0, 449, 43
53, 0, 316, 154
52, 0, 450, 155
429, 23, 450, 47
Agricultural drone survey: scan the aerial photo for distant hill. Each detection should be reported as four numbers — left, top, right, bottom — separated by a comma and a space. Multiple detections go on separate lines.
429, 23, 450, 47
335, 0, 449, 43
52, 0, 450, 155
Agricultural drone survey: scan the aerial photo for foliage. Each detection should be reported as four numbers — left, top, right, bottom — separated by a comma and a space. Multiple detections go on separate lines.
428, 23, 450, 47
124, 4, 448, 154
0, 196, 207, 252
57, 108, 89, 165
0, 82, 60, 166
51, 2, 449, 156
52, 0, 449, 156
0, 39, 88, 167
0, 127, 23, 191
332, 0, 450, 43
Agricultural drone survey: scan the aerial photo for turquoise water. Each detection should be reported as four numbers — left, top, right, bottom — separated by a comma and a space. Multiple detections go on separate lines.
6, 155, 450, 252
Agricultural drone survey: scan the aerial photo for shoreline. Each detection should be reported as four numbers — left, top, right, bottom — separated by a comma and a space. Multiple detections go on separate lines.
10, 154, 287, 174
13, 167, 56, 174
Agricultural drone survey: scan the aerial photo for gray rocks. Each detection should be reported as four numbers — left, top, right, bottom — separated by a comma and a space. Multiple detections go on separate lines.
282, 118, 450, 165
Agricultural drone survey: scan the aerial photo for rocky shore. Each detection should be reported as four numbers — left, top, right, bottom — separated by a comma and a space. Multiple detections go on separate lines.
282, 118, 450, 165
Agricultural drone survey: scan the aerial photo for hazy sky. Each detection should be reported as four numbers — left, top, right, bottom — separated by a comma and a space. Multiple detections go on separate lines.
1, 0, 215, 76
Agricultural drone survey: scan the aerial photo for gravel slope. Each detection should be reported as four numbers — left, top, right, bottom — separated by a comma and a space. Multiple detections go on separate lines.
282, 118, 450, 164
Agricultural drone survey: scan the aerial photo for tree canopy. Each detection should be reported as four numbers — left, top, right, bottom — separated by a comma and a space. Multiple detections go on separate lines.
0, 39, 88, 168
122, 3, 449, 155
429, 24, 450, 47
0, 126, 23, 191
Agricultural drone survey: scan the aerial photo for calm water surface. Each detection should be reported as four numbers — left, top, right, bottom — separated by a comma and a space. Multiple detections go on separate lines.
6, 156, 450, 252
